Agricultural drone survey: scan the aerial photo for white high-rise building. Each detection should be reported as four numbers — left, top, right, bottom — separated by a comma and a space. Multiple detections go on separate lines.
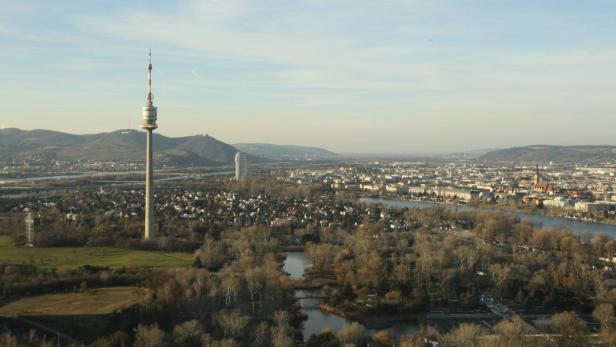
140, 50, 158, 240
235, 152, 247, 181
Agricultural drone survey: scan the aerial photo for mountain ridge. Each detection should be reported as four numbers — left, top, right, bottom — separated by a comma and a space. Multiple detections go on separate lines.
0, 128, 338, 165
480, 145, 616, 163
0, 128, 250, 166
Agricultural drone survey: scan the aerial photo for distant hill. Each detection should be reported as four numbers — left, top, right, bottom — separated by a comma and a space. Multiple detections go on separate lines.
480, 145, 616, 163
447, 148, 500, 159
0, 128, 258, 166
233, 143, 338, 160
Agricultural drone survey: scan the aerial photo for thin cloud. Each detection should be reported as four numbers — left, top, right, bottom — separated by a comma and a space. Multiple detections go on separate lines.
2, 1, 616, 152
191, 68, 201, 78
52, 61, 99, 70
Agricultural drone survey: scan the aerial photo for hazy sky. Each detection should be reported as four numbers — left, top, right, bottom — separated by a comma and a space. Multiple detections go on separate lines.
1, 1, 615, 153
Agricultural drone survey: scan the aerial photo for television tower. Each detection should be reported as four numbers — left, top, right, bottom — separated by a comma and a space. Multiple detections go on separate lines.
140, 49, 158, 240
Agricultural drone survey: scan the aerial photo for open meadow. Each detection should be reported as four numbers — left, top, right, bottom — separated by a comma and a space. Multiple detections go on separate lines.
0, 286, 142, 343
0, 235, 194, 269
0, 286, 139, 316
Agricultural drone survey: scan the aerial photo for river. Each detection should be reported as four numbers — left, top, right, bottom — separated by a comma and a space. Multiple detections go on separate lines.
360, 197, 616, 238
283, 251, 418, 340
285, 196, 603, 340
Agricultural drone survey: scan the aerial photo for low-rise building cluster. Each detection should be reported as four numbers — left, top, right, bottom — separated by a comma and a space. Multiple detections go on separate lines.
288, 160, 616, 220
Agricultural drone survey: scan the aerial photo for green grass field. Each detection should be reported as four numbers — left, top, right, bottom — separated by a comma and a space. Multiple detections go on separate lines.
0, 286, 139, 316
0, 235, 194, 269
0, 235, 14, 247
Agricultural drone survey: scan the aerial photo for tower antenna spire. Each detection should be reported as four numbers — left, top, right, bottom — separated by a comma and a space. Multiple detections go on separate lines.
147, 48, 153, 105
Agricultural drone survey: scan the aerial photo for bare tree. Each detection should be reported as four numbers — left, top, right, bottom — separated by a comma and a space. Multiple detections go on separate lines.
494, 316, 528, 346
220, 273, 240, 306
399, 335, 428, 347
271, 311, 294, 347
244, 267, 264, 313
252, 321, 270, 347
372, 330, 391, 345
440, 323, 485, 347
215, 309, 250, 339
337, 322, 365, 346
0, 332, 17, 347
172, 320, 203, 347
133, 323, 167, 347
594, 303, 615, 327
550, 311, 587, 346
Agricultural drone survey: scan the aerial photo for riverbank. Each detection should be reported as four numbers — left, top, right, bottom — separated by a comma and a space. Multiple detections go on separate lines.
280, 245, 306, 252
287, 278, 338, 290
472, 201, 616, 226
319, 302, 421, 330
363, 193, 616, 226
359, 196, 616, 237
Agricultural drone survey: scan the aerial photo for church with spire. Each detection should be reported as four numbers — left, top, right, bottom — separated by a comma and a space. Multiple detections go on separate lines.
531, 164, 555, 195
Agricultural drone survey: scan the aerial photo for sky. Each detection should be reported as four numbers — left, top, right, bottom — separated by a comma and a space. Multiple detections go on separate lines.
1, 0, 615, 154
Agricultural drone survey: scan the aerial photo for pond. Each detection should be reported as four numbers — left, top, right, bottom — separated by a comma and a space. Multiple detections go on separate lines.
284, 251, 418, 340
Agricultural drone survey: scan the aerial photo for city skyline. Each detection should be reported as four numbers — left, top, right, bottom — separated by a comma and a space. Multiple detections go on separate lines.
1, 1, 616, 153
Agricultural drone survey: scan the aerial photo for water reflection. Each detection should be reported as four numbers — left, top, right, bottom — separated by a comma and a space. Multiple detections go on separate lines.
360, 197, 616, 238
283, 252, 311, 280
285, 252, 418, 340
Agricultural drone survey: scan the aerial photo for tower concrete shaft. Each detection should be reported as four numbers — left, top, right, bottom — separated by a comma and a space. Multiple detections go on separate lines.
145, 129, 154, 240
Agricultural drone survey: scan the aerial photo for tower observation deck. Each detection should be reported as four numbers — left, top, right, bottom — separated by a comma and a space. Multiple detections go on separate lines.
140, 49, 158, 130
